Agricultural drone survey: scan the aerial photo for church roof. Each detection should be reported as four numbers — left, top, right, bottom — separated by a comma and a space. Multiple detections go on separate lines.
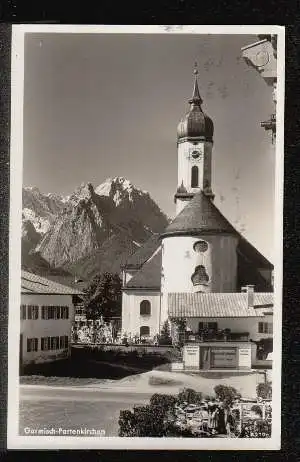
168, 292, 273, 318
123, 234, 161, 269
125, 249, 161, 290
238, 235, 273, 270
161, 191, 238, 238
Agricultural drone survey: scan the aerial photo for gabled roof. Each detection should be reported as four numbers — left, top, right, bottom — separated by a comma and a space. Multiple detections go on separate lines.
21, 270, 84, 295
238, 235, 273, 270
123, 233, 161, 269
161, 191, 238, 238
124, 249, 161, 290
168, 292, 273, 318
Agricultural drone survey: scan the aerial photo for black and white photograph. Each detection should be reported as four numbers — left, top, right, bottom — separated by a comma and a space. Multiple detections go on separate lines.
8, 25, 284, 450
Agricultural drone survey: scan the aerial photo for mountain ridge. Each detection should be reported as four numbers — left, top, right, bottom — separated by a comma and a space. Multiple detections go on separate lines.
22, 177, 168, 281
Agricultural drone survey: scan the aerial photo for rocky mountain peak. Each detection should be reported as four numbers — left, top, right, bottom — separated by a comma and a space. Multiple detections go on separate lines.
95, 176, 149, 206
69, 182, 95, 206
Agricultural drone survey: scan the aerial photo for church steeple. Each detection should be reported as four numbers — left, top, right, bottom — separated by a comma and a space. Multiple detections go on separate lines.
175, 64, 214, 215
189, 63, 203, 106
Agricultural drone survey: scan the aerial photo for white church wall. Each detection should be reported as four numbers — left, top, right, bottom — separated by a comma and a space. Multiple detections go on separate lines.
161, 234, 238, 294
121, 290, 161, 338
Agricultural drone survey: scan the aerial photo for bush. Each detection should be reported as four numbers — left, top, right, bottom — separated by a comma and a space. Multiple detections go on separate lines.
158, 320, 172, 345
118, 396, 176, 437
251, 405, 263, 417
214, 385, 241, 407
177, 388, 202, 405
150, 393, 177, 411
257, 382, 272, 400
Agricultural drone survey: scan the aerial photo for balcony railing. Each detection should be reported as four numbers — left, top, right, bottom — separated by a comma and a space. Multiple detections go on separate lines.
180, 331, 250, 343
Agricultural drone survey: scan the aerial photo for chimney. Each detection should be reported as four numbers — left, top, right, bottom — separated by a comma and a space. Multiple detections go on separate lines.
241, 285, 255, 308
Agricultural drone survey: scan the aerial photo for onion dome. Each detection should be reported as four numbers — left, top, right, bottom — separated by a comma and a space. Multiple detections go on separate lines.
177, 64, 214, 142
176, 180, 188, 194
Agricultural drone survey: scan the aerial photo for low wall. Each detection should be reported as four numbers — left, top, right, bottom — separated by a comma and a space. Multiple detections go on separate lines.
71, 343, 177, 355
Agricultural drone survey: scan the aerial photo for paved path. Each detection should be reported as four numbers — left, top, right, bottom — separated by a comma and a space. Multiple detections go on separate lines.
19, 385, 151, 437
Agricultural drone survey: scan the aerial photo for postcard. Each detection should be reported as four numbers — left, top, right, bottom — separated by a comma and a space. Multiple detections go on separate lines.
8, 24, 284, 450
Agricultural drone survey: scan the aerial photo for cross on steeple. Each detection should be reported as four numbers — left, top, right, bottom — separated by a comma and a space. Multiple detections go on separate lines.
189, 61, 203, 105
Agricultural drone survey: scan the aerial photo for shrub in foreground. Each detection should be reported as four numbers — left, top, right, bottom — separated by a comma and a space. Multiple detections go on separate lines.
256, 381, 272, 400
214, 384, 241, 407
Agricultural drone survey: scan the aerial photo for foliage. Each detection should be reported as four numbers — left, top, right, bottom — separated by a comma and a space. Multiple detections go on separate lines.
118, 386, 271, 438
214, 385, 241, 407
83, 272, 122, 321
150, 393, 177, 412
256, 381, 272, 400
251, 405, 263, 417
177, 388, 203, 405
240, 419, 271, 438
158, 320, 172, 345
119, 391, 200, 437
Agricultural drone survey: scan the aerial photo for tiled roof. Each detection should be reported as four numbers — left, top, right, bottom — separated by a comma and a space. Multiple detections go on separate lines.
21, 270, 84, 295
125, 249, 161, 290
123, 234, 161, 268
168, 292, 273, 318
161, 191, 238, 238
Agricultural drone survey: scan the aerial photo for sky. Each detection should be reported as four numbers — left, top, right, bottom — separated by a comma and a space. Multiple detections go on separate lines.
23, 32, 276, 262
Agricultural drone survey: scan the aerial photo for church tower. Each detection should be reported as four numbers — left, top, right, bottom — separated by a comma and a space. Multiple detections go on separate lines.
175, 64, 214, 215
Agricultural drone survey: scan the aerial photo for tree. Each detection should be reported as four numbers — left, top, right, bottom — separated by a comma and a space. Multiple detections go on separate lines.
119, 393, 192, 437
158, 320, 172, 345
257, 381, 272, 400
83, 272, 122, 321
214, 385, 241, 407
251, 405, 263, 418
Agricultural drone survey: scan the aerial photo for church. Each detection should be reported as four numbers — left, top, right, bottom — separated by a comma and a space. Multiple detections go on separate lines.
121, 66, 274, 371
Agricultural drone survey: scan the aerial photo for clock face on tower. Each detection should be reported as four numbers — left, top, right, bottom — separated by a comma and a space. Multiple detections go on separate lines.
189, 144, 204, 162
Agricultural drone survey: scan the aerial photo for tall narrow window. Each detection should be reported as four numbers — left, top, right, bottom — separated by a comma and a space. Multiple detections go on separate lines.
140, 300, 151, 316
191, 166, 199, 188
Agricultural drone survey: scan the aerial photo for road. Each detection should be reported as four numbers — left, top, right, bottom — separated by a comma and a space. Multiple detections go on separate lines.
19, 385, 152, 437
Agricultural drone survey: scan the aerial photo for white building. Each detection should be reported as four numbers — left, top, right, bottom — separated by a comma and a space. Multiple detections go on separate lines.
121, 65, 274, 371
20, 270, 83, 369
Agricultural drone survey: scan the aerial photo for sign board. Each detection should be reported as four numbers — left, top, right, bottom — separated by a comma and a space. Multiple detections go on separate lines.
183, 345, 200, 369
238, 346, 252, 369
210, 347, 237, 368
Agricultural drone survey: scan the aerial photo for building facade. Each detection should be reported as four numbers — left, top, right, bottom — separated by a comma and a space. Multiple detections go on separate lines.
20, 270, 83, 369
241, 35, 277, 143
121, 66, 274, 370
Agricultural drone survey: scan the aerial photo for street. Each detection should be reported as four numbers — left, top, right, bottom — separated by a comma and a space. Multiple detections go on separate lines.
19, 385, 152, 437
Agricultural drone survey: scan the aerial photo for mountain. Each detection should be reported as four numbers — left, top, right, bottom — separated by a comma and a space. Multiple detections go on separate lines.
22, 186, 66, 234
22, 177, 168, 281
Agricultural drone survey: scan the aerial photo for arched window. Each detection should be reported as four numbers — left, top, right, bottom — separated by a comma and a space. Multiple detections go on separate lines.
140, 326, 150, 337
191, 166, 199, 188
140, 300, 151, 315
193, 240, 208, 253
191, 265, 209, 286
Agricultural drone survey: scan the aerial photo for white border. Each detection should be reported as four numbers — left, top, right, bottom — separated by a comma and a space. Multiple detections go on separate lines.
8, 24, 285, 450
